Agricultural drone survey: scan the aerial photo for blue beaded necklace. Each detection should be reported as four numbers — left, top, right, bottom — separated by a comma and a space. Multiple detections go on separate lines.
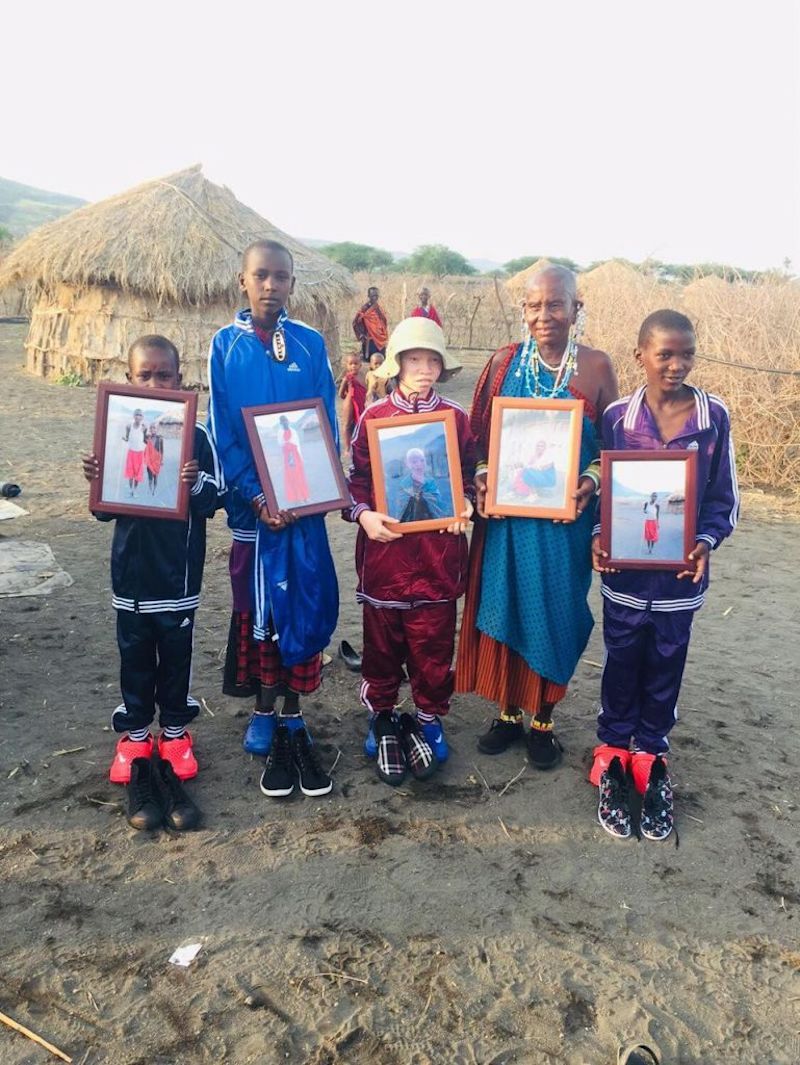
515, 333, 579, 398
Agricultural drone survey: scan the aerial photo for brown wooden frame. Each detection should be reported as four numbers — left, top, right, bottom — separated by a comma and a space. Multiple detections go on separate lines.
243, 398, 350, 518
600, 449, 698, 571
485, 397, 584, 520
366, 409, 465, 534
89, 381, 197, 521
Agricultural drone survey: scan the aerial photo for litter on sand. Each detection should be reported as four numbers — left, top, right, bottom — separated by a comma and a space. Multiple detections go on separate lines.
169, 941, 204, 967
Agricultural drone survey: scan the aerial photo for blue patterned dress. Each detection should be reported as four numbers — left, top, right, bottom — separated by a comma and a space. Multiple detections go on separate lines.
475, 348, 598, 686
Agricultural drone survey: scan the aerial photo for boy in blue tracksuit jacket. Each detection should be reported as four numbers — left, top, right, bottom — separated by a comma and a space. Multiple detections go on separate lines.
83, 335, 224, 795
207, 240, 338, 801
591, 310, 739, 842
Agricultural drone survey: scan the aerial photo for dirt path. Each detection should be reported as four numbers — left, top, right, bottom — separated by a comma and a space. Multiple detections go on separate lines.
1, 322, 798, 1064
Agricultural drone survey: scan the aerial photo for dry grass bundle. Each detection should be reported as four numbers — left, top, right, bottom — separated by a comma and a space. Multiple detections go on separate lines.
340, 270, 800, 497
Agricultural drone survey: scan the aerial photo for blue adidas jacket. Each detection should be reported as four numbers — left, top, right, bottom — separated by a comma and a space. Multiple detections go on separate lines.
207, 310, 339, 665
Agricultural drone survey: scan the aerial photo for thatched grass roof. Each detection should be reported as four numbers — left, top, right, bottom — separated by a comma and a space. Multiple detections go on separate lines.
577, 260, 649, 294
0, 165, 356, 310
505, 258, 554, 298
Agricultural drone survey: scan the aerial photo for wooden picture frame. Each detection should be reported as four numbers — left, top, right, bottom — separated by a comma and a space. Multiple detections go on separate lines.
243, 398, 350, 518
366, 409, 465, 534
600, 449, 698, 571
485, 397, 584, 520
89, 382, 197, 521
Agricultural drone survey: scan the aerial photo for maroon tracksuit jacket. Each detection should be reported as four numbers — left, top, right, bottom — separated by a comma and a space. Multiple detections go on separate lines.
345, 387, 477, 714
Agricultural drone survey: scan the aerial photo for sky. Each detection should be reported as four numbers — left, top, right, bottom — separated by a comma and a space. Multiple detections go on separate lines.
3, 0, 799, 271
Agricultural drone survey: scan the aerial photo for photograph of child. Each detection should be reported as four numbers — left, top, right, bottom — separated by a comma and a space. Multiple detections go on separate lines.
494, 408, 572, 507
609, 459, 687, 561
252, 406, 340, 511
102, 396, 186, 509
376, 422, 455, 524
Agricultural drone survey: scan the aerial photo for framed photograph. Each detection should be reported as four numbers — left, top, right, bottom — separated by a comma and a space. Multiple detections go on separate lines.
485, 397, 584, 519
600, 450, 698, 571
89, 382, 197, 520
366, 409, 465, 534
243, 398, 350, 518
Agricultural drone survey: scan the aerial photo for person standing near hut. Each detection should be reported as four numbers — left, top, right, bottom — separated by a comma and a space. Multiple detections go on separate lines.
145, 423, 164, 495
123, 409, 148, 498
353, 286, 389, 360
411, 286, 442, 327
642, 492, 660, 554
456, 266, 618, 768
208, 239, 338, 800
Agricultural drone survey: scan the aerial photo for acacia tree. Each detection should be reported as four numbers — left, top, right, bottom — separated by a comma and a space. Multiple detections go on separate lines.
320, 242, 394, 271
402, 244, 476, 276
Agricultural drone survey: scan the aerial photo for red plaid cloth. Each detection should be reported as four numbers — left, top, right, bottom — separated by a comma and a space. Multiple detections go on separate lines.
232, 611, 321, 694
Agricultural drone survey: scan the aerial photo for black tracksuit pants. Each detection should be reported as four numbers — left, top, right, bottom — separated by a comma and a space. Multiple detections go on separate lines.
112, 610, 199, 732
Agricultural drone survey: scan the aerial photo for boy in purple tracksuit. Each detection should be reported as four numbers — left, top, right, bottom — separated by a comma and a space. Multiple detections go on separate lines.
591, 310, 739, 841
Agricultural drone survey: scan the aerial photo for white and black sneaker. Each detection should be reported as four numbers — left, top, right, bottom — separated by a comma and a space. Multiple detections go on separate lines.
292, 727, 333, 797
259, 722, 296, 798
640, 756, 674, 841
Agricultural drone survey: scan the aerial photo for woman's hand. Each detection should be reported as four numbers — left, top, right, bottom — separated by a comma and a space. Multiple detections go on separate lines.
677, 541, 709, 583
358, 509, 402, 542
443, 499, 474, 535
555, 475, 597, 524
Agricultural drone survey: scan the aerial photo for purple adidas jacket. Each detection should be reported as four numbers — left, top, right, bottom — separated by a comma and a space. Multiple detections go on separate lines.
594, 385, 740, 612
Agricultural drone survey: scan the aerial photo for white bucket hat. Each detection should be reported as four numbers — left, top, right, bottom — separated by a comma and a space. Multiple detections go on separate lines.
375, 316, 462, 382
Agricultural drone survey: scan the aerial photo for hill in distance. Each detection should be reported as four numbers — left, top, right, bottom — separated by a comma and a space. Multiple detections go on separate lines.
0, 177, 86, 237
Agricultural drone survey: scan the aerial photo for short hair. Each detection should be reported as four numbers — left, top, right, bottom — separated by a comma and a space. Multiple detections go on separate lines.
637, 309, 695, 347
128, 334, 180, 371
368, 286, 379, 295
405, 447, 426, 463
242, 239, 294, 272
524, 265, 578, 305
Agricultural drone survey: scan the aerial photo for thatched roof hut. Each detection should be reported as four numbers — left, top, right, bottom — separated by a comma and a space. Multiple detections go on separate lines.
0, 165, 356, 385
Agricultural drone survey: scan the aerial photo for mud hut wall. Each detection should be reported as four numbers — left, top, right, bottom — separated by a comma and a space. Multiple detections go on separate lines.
24, 285, 345, 387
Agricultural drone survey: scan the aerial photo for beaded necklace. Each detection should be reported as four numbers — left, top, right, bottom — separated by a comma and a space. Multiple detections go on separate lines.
514, 305, 586, 397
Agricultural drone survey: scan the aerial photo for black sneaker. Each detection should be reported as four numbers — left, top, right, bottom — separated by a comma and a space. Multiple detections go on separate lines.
373, 713, 406, 786
154, 757, 200, 831
292, 727, 333, 797
597, 756, 632, 839
526, 726, 563, 770
259, 723, 296, 798
398, 713, 436, 780
477, 717, 524, 755
640, 756, 674, 841
126, 757, 162, 831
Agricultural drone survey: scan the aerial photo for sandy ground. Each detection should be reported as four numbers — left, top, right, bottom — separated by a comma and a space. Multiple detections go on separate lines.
1, 321, 799, 1065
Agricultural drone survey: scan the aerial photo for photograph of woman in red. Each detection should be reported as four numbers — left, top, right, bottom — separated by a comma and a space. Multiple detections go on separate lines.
278, 413, 309, 504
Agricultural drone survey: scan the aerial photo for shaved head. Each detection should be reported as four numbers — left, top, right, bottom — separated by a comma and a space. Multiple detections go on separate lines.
524, 265, 578, 304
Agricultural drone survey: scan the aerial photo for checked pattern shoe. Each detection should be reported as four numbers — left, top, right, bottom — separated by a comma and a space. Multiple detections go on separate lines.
398, 713, 437, 781
373, 713, 406, 786
597, 756, 632, 839
640, 756, 674, 841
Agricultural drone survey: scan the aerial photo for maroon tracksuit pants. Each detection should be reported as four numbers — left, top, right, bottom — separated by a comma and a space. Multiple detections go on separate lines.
361, 601, 456, 715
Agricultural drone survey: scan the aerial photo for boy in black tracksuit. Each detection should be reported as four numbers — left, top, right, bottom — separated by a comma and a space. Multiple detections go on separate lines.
83, 335, 224, 788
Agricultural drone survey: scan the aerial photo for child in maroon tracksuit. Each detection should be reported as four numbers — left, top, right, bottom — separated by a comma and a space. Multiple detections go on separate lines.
346, 317, 476, 786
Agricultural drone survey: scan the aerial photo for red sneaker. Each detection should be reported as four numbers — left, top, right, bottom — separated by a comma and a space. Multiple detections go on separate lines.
158, 732, 198, 780
109, 734, 154, 784
589, 744, 631, 787
631, 751, 662, 796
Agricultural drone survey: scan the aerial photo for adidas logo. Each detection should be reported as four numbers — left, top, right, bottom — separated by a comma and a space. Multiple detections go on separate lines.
286, 361, 301, 372
180, 617, 192, 628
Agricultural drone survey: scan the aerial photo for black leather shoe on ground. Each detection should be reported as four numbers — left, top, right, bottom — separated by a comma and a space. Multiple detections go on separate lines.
526, 727, 564, 770
260, 722, 296, 798
127, 757, 163, 831
292, 727, 333, 797
477, 717, 525, 755
338, 639, 362, 672
155, 757, 200, 831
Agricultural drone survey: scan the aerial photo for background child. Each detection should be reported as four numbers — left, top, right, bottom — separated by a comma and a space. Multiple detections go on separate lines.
365, 350, 389, 404
591, 309, 739, 841
346, 317, 476, 786
352, 286, 389, 360
208, 239, 338, 801
82, 335, 224, 828
338, 349, 368, 458
123, 409, 147, 498
411, 286, 442, 327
